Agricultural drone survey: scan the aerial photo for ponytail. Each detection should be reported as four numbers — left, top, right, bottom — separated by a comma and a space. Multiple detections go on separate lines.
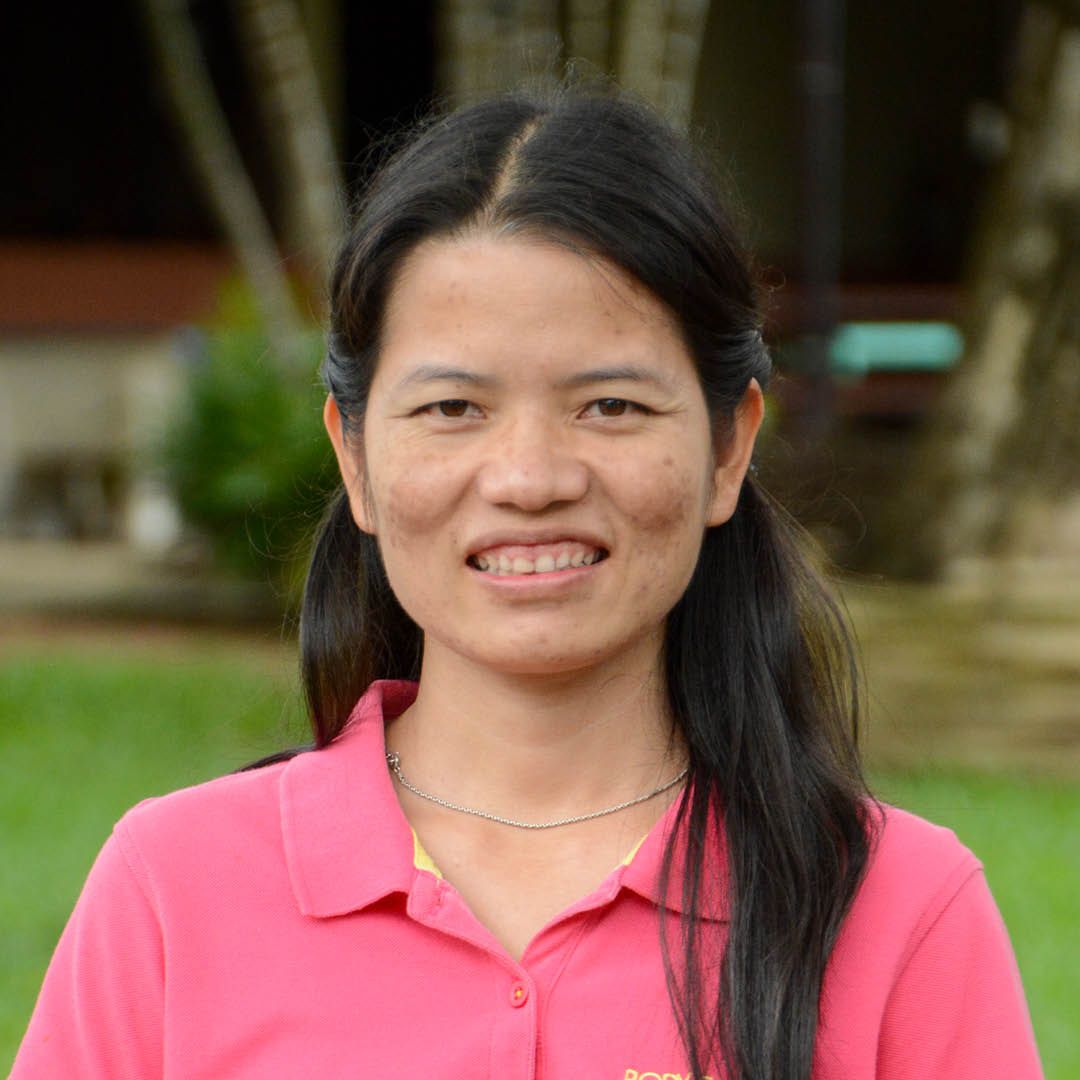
662, 478, 871, 1079
300, 487, 421, 746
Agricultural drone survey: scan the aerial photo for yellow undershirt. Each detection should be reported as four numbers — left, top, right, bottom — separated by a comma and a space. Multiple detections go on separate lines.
410, 829, 647, 880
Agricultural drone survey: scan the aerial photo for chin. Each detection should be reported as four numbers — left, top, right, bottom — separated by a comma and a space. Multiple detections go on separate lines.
451, 629, 662, 681
474, 647, 609, 678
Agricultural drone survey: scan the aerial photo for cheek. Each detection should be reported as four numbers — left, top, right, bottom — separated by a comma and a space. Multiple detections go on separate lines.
618, 452, 709, 538
366, 454, 464, 624
613, 451, 711, 605
379, 479, 436, 544
366, 446, 462, 548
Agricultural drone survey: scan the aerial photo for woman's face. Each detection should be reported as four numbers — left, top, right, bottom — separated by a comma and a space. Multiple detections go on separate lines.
326, 235, 762, 678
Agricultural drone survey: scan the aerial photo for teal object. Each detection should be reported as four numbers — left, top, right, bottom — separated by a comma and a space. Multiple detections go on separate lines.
828, 322, 964, 378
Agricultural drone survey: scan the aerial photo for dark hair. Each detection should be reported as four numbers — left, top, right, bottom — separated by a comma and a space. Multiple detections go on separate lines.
298, 89, 871, 1080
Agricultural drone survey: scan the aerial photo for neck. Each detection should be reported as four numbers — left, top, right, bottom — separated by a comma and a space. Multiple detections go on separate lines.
385, 637, 686, 822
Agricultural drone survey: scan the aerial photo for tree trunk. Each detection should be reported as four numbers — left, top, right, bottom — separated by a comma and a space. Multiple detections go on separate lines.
137, 0, 309, 371
437, 0, 710, 128
659, 0, 711, 127
616, 0, 710, 128
565, 0, 613, 74
232, 0, 346, 289
439, 0, 560, 100
438, 0, 508, 100
898, 2, 1080, 576
614, 0, 667, 105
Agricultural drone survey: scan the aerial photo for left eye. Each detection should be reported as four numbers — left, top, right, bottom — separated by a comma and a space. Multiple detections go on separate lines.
583, 398, 643, 418
420, 400, 479, 418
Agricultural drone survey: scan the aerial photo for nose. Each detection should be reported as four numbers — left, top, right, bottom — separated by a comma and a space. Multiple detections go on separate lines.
475, 416, 589, 511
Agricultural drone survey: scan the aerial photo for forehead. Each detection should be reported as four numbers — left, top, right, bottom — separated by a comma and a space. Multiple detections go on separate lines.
376, 235, 693, 380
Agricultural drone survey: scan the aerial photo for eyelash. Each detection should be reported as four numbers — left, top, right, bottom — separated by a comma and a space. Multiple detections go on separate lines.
416, 398, 653, 420
582, 398, 652, 418
419, 400, 479, 419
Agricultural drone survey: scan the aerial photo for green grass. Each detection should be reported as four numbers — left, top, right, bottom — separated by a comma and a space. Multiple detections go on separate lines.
0, 641, 306, 1068
2, 646, 1075, 1075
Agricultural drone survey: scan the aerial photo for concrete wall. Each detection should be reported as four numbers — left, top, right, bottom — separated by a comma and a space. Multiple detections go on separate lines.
0, 335, 183, 545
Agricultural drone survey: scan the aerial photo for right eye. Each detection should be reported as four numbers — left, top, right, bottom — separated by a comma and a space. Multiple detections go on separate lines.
416, 399, 481, 419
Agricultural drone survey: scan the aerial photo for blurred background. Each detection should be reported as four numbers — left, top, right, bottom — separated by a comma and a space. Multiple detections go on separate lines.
1, 0, 1077, 1072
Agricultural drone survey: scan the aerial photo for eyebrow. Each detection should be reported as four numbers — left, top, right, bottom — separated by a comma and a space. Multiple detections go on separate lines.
393, 363, 679, 394
393, 365, 499, 392
556, 365, 679, 393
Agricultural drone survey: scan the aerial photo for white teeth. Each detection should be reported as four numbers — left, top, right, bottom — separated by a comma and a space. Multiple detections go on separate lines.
472, 546, 605, 574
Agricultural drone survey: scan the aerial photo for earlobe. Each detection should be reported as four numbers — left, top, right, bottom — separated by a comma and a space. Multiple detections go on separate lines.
323, 395, 376, 534
706, 378, 765, 527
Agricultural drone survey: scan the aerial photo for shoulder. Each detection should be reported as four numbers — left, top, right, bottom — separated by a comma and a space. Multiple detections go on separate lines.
865, 800, 981, 884
115, 679, 411, 864
121, 755, 292, 834
112, 756, 299, 889
819, 807, 1042, 1076
105, 692, 399, 917
862, 800, 983, 907
839, 801, 984, 968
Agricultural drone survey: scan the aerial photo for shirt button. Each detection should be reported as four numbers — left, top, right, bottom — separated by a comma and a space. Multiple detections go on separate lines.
509, 981, 529, 1007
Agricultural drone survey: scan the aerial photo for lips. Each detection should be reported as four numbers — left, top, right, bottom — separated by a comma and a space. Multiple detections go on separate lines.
466, 538, 609, 576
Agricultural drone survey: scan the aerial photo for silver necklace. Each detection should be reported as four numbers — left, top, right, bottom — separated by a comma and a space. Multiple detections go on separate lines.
385, 750, 689, 830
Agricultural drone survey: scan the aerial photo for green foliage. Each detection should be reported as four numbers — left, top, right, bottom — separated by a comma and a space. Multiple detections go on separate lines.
165, 326, 335, 596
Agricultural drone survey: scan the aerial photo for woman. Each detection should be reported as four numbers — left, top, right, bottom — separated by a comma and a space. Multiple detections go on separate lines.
14, 91, 1041, 1079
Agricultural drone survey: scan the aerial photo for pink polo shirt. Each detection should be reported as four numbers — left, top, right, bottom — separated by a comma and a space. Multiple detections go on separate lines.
13, 680, 1042, 1079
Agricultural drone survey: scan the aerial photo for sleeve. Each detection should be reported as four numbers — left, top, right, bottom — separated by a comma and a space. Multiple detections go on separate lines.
876, 866, 1044, 1080
10, 824, 164, 1079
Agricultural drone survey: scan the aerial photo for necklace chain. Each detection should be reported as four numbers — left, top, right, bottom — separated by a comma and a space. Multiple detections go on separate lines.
385, 750, 689, 830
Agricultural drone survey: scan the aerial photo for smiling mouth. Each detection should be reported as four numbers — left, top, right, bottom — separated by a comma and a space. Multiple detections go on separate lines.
467, 544, 609, 576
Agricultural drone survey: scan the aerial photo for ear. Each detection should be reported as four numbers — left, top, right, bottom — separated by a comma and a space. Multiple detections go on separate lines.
323, 395, 376, 534
706, 378, 765, 527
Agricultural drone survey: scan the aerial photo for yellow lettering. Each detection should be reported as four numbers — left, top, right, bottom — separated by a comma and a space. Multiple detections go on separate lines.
623, 1070, 715, 1080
